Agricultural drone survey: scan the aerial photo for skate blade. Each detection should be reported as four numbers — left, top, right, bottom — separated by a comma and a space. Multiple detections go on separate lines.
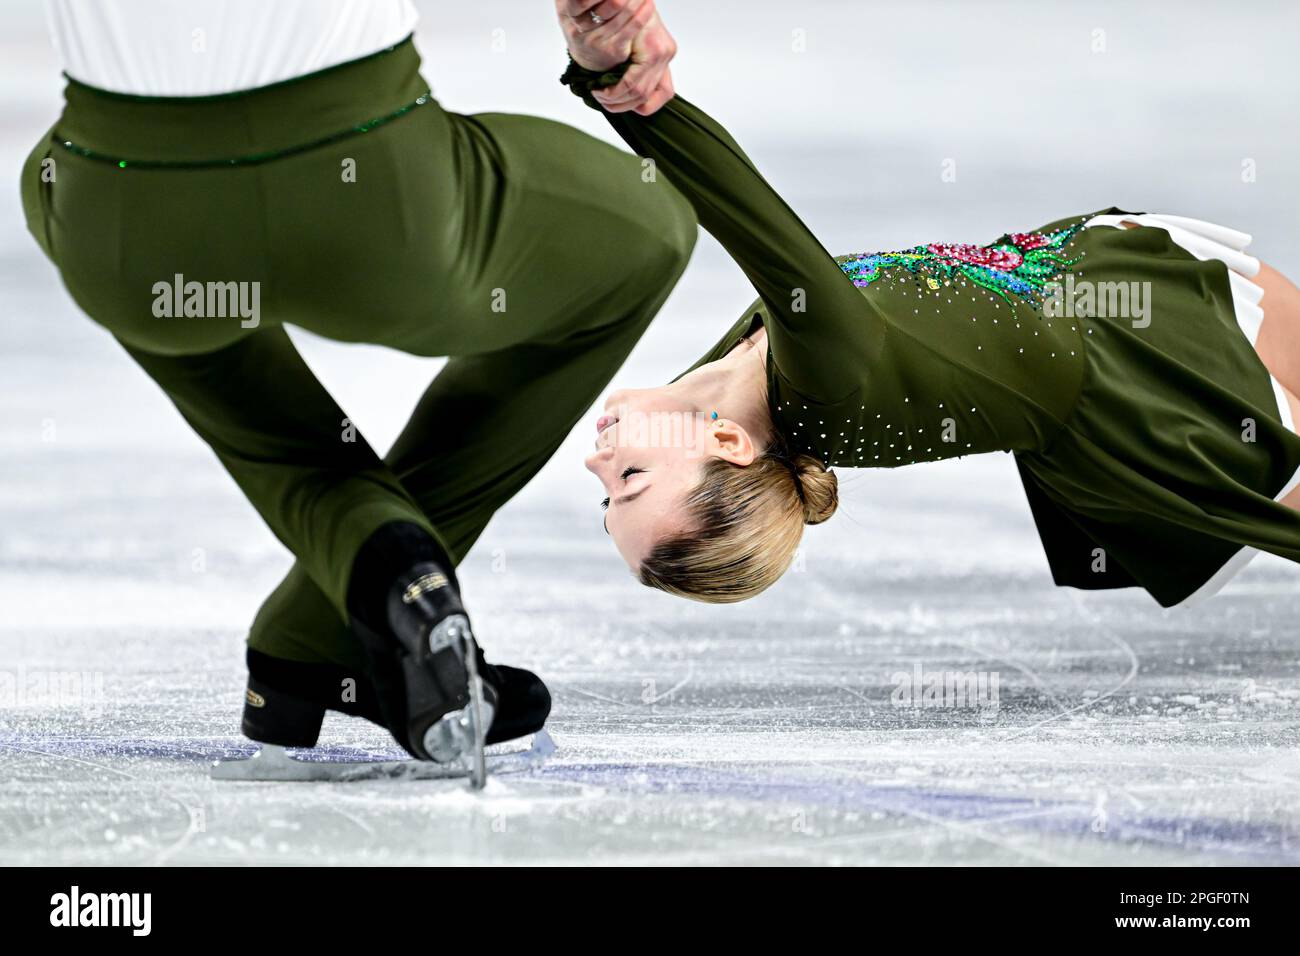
421, 678, 493, 763
415, 622, 489, 788
211, 729, 554, 783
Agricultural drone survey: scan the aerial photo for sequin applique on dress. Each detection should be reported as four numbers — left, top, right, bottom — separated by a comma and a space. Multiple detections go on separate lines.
836, 224, 1084, 308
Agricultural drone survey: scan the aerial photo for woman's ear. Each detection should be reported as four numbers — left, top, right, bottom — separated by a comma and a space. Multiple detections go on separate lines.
707, 418, 758, 466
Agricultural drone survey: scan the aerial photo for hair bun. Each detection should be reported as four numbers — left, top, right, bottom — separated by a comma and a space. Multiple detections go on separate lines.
792, 454, 838, 525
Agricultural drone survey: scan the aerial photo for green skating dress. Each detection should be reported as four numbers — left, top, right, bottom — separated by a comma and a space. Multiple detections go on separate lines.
562, 66, 1300, 607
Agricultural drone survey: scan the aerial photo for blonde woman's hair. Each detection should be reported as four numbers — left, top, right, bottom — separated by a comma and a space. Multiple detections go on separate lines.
637, 443, 838, 603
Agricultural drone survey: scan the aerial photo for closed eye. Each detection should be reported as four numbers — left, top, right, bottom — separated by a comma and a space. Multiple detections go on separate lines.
601, 468, 646, 531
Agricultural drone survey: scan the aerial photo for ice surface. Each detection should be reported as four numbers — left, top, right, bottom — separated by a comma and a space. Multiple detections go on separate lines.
3, 529, 1299, 864
2, 2, 1299, 866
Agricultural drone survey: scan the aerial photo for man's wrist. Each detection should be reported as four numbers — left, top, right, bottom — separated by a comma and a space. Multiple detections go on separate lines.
559, 54, 631, 97
567, 46, 623, 72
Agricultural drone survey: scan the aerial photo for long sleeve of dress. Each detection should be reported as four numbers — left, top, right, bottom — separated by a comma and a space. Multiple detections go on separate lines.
562, 63, 878, 403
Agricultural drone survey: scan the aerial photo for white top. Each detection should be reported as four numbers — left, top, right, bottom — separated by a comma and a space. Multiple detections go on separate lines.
45, 0, 420, 96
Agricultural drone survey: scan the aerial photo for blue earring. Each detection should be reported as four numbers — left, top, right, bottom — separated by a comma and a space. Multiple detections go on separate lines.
710, 411, 719, 421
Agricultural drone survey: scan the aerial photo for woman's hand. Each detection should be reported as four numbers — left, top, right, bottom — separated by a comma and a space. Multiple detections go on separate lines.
556, 0, 677, 115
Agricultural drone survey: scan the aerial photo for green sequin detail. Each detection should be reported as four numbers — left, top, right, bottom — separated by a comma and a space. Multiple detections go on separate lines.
836, 224, 1083, 308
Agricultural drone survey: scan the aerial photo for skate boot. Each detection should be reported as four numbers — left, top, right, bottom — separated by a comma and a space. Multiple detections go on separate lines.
217, 648, 552, 784
473, 649, 552, 746
341, 522, 500, 783
350, 560, 493, 782
218, 523, 551, 787
238, 647, 550, 749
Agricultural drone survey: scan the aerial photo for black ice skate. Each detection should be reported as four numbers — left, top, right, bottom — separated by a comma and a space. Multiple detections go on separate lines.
235, 647, 551, 750
213, 524, 552, 788
214, 647, 553, 784
369, 560, 493, 781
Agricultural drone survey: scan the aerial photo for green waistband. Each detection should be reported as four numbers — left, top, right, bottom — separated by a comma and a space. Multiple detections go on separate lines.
55, 91, 432, 169
52, 33, 433, 168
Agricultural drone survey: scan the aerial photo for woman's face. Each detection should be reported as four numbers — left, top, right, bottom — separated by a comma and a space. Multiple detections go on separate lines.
584, 387, 755, 570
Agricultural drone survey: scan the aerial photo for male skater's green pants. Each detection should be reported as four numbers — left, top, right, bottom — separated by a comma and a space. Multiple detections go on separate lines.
22, 38, 696, 667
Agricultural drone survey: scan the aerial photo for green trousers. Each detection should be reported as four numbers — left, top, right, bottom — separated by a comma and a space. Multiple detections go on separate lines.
21, 38, 697, 667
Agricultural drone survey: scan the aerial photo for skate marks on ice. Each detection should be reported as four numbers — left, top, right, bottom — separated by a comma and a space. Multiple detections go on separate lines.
3, 466, 1300, 862
491, 557, 1300, 865
0, 731, 555, 783
211, 731, 555, 782
3, 727, 1296, 865
532, 754, 1300, 866
0, 735, 214, 865
0, 730, 560, 864
0, 730, 561, 865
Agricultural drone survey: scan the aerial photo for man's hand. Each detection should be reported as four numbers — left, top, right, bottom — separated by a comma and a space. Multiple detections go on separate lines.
557, 0, 677, 116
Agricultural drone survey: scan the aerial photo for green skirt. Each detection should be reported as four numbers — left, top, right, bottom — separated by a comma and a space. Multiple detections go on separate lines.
1015, 210, 1300, 606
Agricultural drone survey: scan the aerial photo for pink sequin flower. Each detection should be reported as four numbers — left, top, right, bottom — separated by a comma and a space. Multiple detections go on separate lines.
926, 242, 1024, 271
